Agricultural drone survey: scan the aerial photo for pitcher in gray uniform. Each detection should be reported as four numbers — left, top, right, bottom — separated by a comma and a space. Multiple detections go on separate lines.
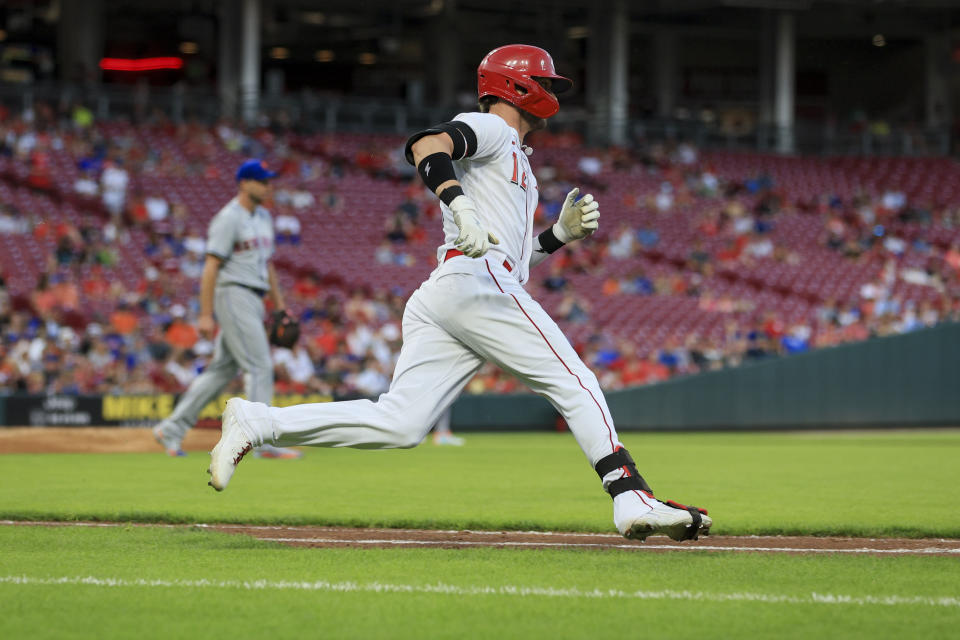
153, 159, 301, 459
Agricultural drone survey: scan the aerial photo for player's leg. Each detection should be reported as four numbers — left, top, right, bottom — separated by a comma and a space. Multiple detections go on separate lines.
207, 281, 484, 489
456, 259, 710, 541
268, 287, 481, 448
274, 328, 477, 447
431, 407, 463, 446
153, 330, 238, 455
215, 287, 273, 405
214, 287, 299, 459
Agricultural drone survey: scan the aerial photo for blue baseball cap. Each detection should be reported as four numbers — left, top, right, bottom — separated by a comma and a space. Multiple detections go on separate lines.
236, 159, 278, 182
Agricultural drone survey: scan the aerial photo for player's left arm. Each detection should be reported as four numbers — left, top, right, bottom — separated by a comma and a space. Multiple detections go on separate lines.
267, 262, 286, 311
530, 188, 600, 268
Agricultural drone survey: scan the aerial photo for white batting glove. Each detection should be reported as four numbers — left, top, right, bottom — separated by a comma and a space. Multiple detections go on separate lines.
449, 195, 499, 258
553, 188, 600, 243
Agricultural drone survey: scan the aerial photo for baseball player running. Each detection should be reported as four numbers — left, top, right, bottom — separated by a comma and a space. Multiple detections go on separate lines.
207, 46, 710, 541
152, 159, 300, 460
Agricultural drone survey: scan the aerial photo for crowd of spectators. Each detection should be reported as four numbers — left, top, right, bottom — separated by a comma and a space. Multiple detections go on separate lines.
1, 100, 960, 398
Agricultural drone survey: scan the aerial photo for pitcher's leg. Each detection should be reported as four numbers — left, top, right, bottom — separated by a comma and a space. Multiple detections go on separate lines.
157, 332, 238, 443
216, 287, 273, 405
262, 300, 482, 449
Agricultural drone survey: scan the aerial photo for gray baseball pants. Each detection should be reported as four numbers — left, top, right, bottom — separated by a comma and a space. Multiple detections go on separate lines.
158, 285, 273, 443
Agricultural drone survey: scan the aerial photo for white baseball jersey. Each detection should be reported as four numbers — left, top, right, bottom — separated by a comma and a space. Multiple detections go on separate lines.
435, 112, 538, 285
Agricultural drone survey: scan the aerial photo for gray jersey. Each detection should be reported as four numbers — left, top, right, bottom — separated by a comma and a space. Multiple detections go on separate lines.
206, 197, 274, 291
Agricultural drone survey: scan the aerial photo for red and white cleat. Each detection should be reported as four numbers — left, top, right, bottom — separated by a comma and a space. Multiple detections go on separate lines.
614, 490, 712, 542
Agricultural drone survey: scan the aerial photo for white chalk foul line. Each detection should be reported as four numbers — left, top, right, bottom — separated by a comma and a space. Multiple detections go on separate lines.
259, 536, 960, 555
3, 521, 959, 554
1, 575, 957, 608
211, 524, 627, 538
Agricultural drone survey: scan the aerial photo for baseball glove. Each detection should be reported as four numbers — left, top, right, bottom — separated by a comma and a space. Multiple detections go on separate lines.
268, 309, 300, 348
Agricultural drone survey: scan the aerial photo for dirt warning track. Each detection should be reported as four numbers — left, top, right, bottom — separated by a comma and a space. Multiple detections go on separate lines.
3, 521, 959, 556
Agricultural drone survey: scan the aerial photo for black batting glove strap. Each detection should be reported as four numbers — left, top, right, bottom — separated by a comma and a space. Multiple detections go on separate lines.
536, 227, 565, 254
417, 152, 458, 194
595, 447, 654, 498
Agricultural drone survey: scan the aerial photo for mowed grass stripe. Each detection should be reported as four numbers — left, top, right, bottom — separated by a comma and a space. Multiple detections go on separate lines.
4, 527, 959, 638
2, 431, 959, 537
4, 575, 959, 608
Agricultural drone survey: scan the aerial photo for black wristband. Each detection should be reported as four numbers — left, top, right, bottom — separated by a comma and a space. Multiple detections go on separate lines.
417, 152, 458, 193
537, 226, 566, 254
438, 185, 464, 207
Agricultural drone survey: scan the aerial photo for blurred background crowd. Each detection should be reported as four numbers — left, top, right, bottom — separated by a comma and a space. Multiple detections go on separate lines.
1, 100, 959, 398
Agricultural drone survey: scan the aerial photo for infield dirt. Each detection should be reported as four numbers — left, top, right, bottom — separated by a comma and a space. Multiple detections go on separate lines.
0, 427, 219, 454
3, 520, 958, 556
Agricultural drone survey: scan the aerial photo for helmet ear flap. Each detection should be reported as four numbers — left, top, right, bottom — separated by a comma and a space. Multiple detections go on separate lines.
505, 76, 532, 99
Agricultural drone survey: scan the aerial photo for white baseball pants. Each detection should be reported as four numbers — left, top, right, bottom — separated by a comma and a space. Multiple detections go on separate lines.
267, 256, 624, 466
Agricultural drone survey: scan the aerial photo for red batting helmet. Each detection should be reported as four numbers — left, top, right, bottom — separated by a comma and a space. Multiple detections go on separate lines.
477, 44, 572, 119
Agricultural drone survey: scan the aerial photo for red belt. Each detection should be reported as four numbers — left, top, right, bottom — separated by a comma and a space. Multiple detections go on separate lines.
443, 249, 512, 272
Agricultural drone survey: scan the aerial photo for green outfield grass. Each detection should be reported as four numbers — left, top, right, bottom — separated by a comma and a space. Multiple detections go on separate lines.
1, 431, 959, 537
3, 431, 959, 639
2, 525, 959, 640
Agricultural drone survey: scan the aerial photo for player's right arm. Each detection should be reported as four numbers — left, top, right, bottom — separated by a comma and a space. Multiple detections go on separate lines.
198, 254, 222, 339
201, 206, 236, 339
405, 128, 499, 258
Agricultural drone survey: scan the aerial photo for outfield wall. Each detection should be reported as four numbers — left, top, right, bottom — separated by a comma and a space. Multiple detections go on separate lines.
1, 323, 958, 430
451, 322, 960, 431
0, 392, 334, 428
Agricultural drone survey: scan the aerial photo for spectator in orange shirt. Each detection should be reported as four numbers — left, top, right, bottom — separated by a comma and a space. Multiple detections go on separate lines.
164, 315, 199, 350
110, 303, 138, 335
601, 278, 620, 296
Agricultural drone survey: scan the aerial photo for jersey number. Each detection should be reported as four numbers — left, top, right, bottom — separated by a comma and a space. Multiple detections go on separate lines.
510, 152, 528, 192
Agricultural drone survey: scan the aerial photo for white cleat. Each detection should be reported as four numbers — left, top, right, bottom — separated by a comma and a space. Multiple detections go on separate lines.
614, 490, 712, 542
207, 398, 257, 492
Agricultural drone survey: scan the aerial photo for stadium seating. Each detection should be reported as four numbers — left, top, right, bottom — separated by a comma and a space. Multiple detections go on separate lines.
2, 119, 959, 377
